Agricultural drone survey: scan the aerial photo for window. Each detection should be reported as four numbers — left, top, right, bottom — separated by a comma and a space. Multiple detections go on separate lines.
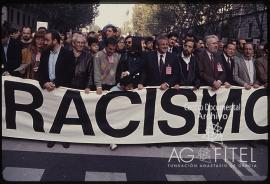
10, 9, 14, 22
32, 18, 35, 28
23, 14, 25, 26
28, 15, 30, 26
17, 11, 20, 25
248, 23, 253, 38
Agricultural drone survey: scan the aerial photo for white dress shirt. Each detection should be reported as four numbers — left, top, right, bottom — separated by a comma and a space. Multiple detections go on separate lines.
244, 58, 254, 84
48, 46, 61, 81
3, 38, 10, 62
157, 51, 166, 67
206, 50, 213, 61
181, 52, 191, 65
168, 47, 173, 53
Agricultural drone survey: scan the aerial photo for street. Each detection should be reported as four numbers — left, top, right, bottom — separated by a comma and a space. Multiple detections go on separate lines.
2, 137, 268, 181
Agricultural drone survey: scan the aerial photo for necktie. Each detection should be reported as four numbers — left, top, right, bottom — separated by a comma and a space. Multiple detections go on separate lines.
227, 57, 231, 68
159, 55, 164, 75
210, 53, 215, 71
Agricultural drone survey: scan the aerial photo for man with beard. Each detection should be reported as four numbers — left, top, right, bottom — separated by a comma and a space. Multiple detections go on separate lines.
174, 39, 200, 90
197, 35, 230, 90
38, 30, 75, 148
20, 26, 32, 49
94, 37, 121, 94
38, 30, 75, 90
125, 35, 133, 51
235, 38, 246, 58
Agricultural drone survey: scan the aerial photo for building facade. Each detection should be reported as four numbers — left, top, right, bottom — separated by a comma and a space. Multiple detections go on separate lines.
213, 10, 267, 43
203, 4, 268, 44
2, 6, 37, 31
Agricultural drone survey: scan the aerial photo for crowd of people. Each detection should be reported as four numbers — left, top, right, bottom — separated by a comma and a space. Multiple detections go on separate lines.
1, 24, 268, 150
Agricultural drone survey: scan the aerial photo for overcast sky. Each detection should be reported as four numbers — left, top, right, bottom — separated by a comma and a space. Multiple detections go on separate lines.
94, 4, 134, 29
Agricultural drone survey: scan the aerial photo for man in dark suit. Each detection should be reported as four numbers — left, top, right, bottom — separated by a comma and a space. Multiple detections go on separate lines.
167, 32, 181, 57
174, 39, 200, 90
38, 30, 75, 91
197, 35, 230, 90
1, 28, 22, 76
221, 42, 237, 85
38, 30, 75, 149
139, 35, 179, 90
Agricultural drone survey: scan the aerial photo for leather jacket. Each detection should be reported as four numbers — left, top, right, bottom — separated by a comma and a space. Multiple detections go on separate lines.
71, 50, 94, 89
116, 51, 144, 85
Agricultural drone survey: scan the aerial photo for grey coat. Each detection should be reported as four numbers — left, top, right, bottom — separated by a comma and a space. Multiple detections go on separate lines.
233, 56, 259, 86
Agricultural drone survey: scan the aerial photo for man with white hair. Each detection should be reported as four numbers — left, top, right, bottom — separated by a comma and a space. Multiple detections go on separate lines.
139, 35, 179, 90
70, 34, 94, 93
197, 34, 230, 90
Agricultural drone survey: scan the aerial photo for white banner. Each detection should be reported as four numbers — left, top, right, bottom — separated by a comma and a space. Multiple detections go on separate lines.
2, 76, 268, 144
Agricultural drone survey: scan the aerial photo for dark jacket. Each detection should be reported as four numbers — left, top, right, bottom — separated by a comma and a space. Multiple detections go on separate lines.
193, 48, 205, 57
255, 55, 268, 85
168, 45, 181, 58
178, 54, 200, 87
1, 38, 22, 76
71, 50, 94, 90
221, 53, 236, 85
38, 47, 75, 88
197, 50, 226, 86
116, 51, 144, 85
141, 51, 179, 87
98, 40, 106, 51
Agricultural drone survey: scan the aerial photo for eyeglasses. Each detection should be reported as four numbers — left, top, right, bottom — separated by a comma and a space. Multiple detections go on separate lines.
126, 41, 132, 44
184, 45, 193, 48
76, 41, 85, 45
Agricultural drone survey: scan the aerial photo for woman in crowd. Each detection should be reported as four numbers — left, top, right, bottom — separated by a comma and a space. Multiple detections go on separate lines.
21, 31, 45, 80
116, 36, 125, 55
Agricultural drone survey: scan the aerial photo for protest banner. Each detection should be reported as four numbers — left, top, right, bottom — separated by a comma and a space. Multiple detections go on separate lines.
2, 76, 268, 144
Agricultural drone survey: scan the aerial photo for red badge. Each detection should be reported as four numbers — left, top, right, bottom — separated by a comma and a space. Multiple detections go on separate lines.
217, 63, 223, 72
166, 65, 172, 75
